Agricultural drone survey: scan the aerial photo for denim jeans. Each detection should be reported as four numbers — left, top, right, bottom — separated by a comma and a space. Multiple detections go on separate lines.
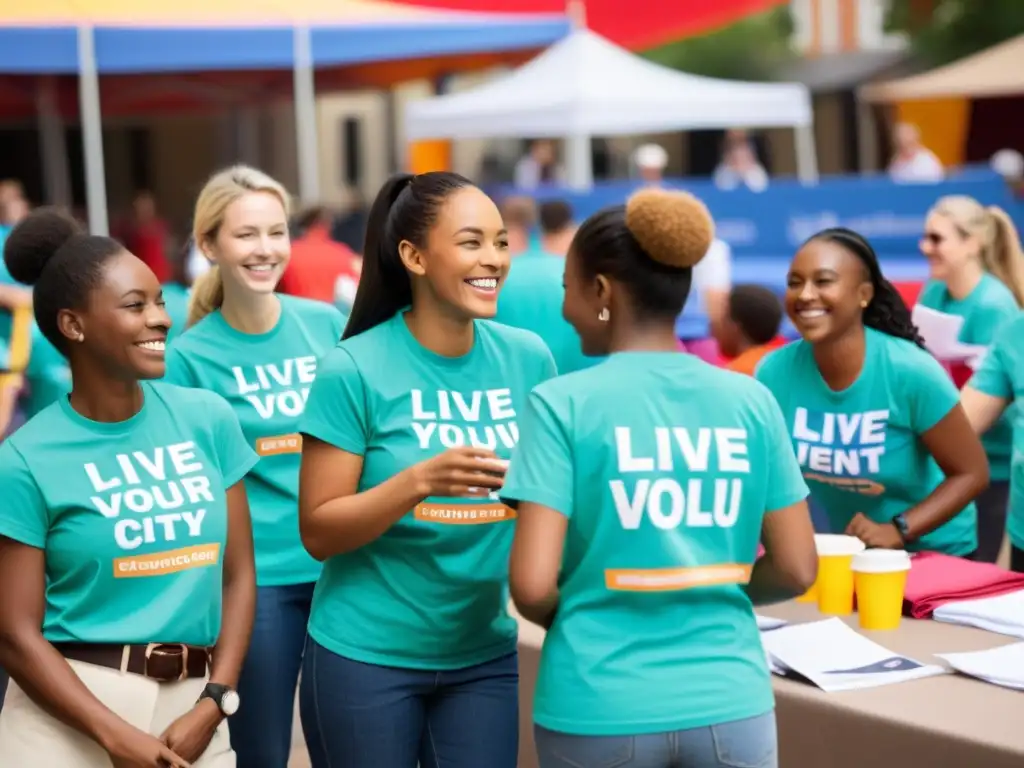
535, 712, 777, 768
229, 581, 315, 768
299, 638, 518, 768
974, 480, 1010, 564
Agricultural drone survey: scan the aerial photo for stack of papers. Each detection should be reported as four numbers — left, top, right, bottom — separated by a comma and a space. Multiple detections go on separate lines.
937, 643, 1024, 691
911, 305, 988, 368
933, 590, 1024, 640
755, 614, 787, 631
760, 618, 946, 692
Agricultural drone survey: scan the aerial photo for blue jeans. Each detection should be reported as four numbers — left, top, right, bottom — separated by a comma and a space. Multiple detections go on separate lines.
299, 638, 519, 768
229, 581, 315, 768
535, 712, 777, 768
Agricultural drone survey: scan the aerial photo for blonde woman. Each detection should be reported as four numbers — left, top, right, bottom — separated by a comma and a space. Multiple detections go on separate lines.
165, 166, 347, 767
916, 196, 1023, 562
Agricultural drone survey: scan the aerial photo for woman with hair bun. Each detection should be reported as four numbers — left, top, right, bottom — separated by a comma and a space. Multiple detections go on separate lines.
501, 189, 817, 768
0, 209, 258, 766
756, 228, 988, 557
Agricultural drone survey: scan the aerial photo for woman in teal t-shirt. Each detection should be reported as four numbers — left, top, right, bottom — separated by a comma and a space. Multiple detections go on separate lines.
962, 312, 1024, 573
0, 209, 258, 767
164, 165, 346, 767
502, 189, 817, 768
915, 195, 1023, 562
757, 227, 988, 557
297, 172, 555, 768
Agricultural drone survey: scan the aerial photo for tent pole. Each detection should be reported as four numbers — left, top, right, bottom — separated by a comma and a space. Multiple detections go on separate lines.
565, 133, 593, 190
793, 124, 819, 184
293, 25, 320, 204
78, 26, 109, 235
35, 76, 72, 209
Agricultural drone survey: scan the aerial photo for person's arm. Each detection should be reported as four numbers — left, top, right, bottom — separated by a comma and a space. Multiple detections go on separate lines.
745, 391, 817, 605
501, 388, 574, 629
960, 386, 1009, 436
902, 406, 989, 540
508, 503, 564, 629
208, 481, 255, 688
0, 537, 133, 748
299, 439, 503, 560
961, 322, 1016, 436
0, 283, 31, 311
747, 501, 817, 605
298, 345, 502, 560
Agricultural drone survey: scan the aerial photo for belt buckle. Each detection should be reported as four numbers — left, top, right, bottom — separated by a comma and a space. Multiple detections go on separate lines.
144, 643, 190, 682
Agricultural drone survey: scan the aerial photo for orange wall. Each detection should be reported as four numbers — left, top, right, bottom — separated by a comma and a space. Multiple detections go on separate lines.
895, 98, 971, 167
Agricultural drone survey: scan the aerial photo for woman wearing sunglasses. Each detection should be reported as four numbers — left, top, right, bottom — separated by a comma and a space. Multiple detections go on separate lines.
915, 196, 1024, 562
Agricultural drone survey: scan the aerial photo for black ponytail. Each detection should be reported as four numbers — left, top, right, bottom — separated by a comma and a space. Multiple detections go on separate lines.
343, 171, 474, 340
809, 227, 925, 348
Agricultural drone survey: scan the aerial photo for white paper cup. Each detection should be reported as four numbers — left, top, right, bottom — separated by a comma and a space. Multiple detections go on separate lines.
814, 534, 867, 557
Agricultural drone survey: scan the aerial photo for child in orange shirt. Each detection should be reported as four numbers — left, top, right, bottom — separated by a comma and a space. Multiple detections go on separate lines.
715, 284, 786, 375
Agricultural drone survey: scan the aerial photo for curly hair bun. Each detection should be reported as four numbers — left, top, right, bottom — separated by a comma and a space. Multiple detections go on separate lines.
624, 189, 715, 269
3, 208, 81, 286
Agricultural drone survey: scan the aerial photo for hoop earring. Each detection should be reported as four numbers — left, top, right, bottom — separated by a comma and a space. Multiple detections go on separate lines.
598, 308, 610, 322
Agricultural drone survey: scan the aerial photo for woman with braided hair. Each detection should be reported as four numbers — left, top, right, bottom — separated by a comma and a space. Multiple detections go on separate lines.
756, 227, 988, 556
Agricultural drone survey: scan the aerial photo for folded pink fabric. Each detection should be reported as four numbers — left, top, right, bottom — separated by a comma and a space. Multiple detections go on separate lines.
903, 551, 1024, 618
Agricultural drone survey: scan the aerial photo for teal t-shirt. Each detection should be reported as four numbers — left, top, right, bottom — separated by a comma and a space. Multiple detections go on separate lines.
165, 295, 346, 587
756, 328, 977, 556
495, 249, 600, 375
0, 382, 257, 644
300, 312, 556, 669
917, 274, 1018, 480
20, 325, 71, 419
501, 353, 808, 736
967, 314, 1024, 549
162, 282, 191, 343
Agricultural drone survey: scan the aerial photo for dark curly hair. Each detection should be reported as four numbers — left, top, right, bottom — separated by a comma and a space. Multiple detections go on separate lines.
3, 207, 124, 355
806, 227, 925, 348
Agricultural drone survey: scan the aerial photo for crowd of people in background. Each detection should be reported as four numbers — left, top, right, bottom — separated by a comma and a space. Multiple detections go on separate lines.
0, 152, 1022, 768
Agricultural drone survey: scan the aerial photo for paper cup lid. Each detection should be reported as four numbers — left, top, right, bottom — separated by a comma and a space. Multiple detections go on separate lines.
814, 534, 867, 556
852, 549, 912, 573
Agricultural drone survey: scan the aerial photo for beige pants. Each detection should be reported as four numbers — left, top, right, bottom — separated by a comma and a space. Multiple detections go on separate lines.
0, 659, 234, 767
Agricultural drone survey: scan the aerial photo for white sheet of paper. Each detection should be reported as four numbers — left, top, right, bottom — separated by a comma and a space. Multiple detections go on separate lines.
937, 642, 1024, 691
756, 614, 788, 631
912, 305, 965, 359
760, 618, 946, 692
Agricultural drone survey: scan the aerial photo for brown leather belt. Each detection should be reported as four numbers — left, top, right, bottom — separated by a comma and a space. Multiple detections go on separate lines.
53, 642, 211, 682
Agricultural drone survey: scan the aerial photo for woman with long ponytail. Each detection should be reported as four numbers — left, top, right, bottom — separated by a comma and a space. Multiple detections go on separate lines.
916, 195, 1024, 562
296, 172, 556, 767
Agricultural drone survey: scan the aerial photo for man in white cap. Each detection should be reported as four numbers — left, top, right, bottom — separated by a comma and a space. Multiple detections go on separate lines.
634, 143, 668, 185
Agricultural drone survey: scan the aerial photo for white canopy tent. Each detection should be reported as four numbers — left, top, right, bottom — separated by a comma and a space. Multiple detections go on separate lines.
405, 27, 818, 188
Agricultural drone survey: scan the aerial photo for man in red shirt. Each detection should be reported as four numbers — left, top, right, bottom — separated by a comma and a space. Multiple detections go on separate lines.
279, 206, 360, 305
116, 191, 171, 283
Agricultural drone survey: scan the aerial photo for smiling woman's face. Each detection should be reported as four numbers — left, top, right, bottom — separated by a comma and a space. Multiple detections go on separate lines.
404, 186, 510, 319
204, 191, 290, 296
785, 238, 873, 345
69, 250, 171, 380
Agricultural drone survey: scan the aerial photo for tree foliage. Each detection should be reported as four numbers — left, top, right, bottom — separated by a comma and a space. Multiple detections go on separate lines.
886, 0, 1024, 66
643, 7, 795, 81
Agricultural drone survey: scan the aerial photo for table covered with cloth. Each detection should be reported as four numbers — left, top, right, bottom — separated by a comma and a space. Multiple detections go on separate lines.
514, 601, 1024, 768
